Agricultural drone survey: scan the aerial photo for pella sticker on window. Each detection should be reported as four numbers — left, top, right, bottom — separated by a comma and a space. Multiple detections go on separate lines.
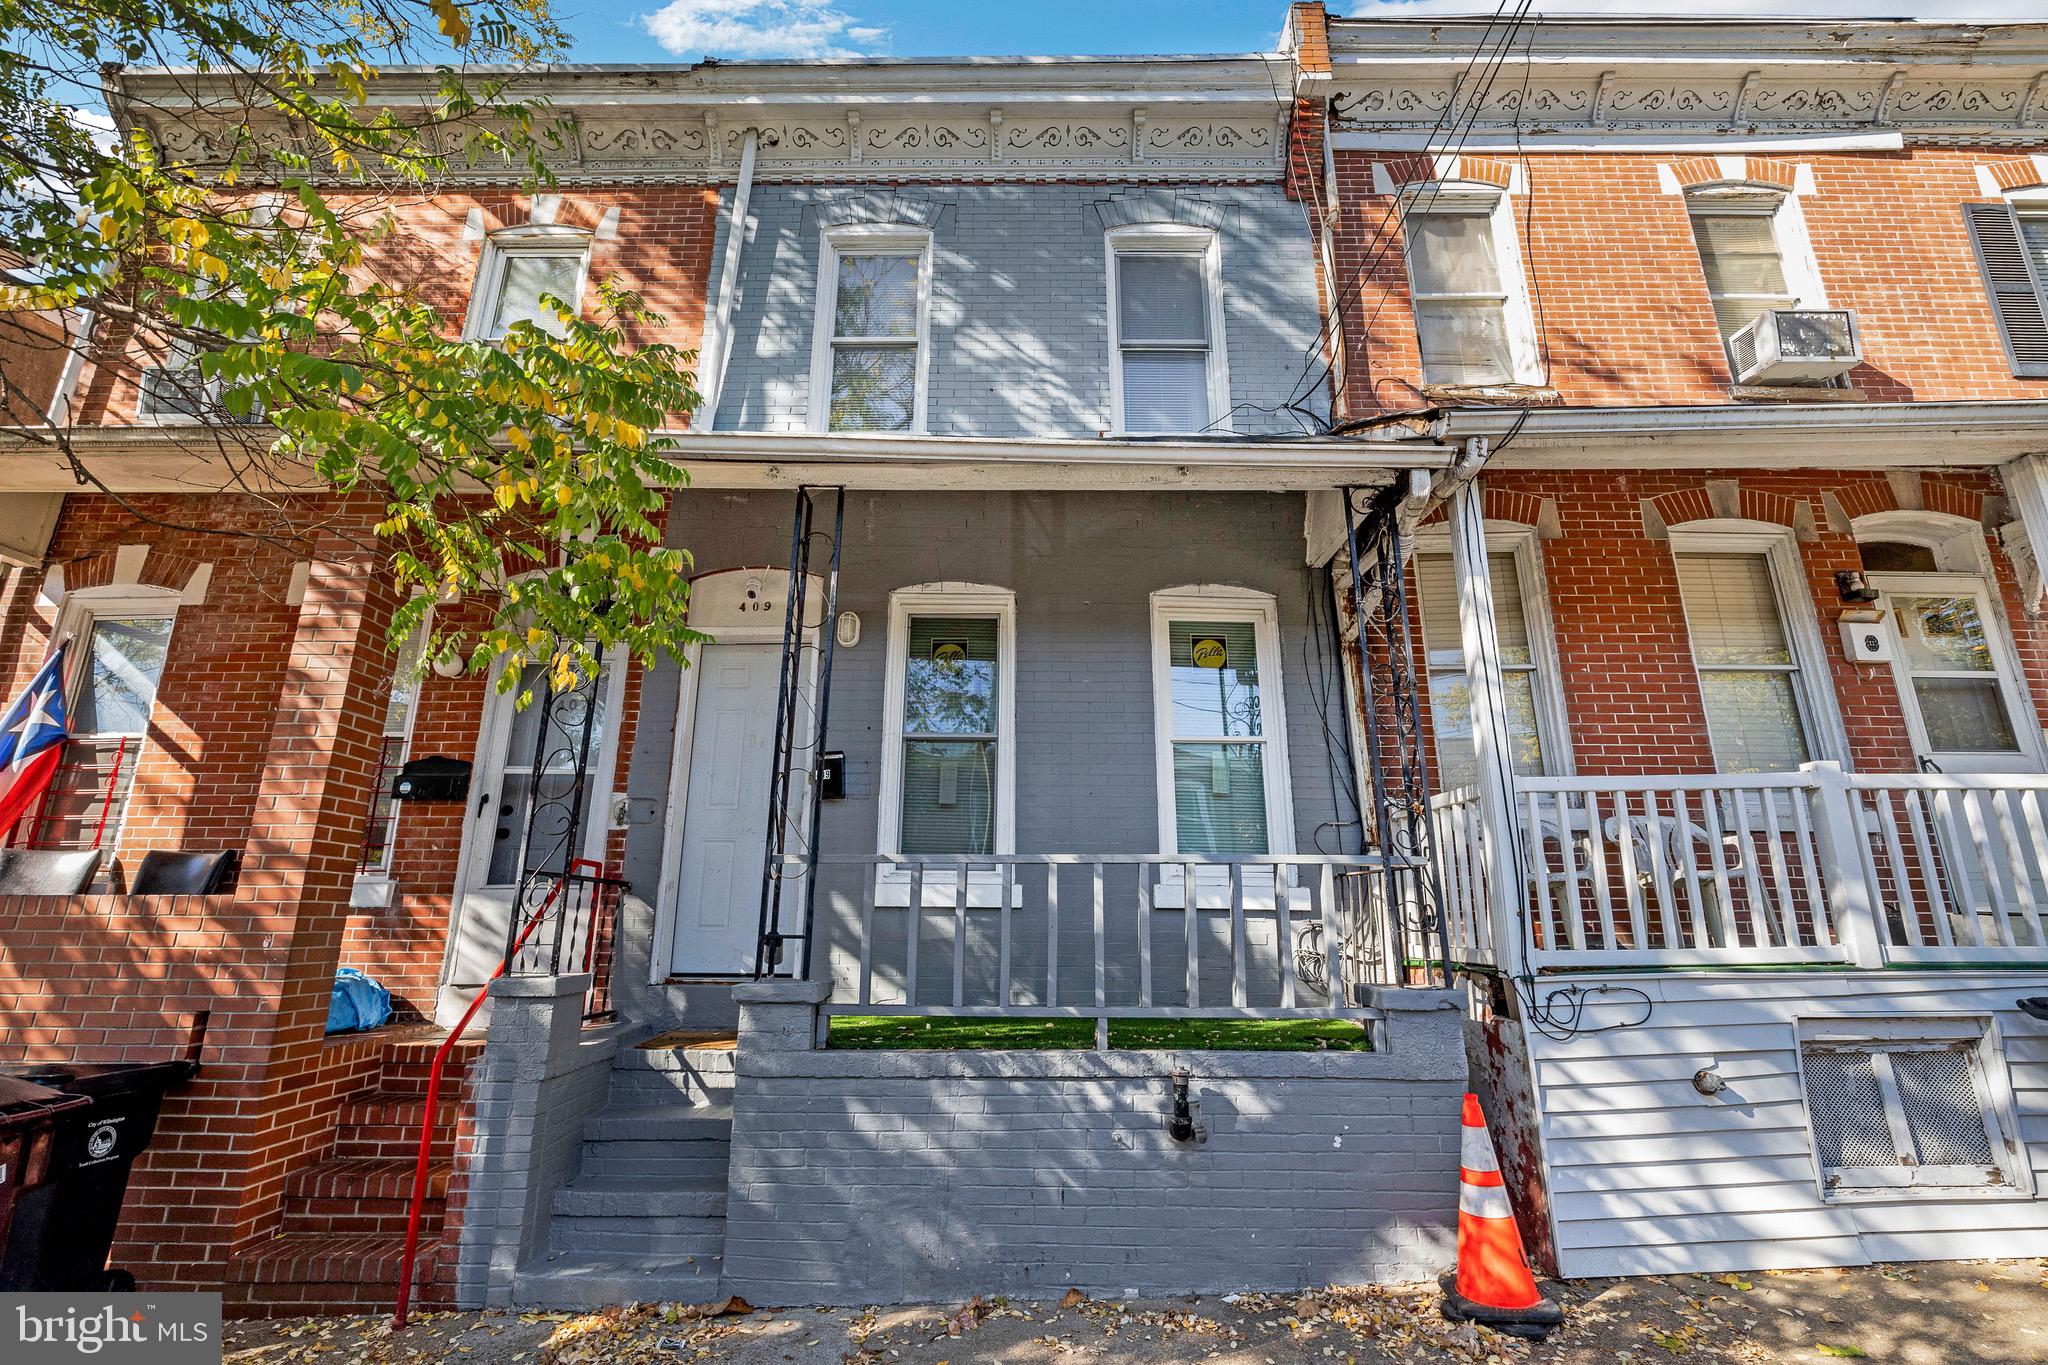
930, 640, 969, 666
1191, 637, 1228, 669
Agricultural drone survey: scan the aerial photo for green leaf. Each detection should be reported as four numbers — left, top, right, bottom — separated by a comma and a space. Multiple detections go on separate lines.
1817, 1346, 1869, 1359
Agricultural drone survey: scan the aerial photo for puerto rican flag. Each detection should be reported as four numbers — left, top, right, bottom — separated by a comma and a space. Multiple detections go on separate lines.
0, 646, 69, 841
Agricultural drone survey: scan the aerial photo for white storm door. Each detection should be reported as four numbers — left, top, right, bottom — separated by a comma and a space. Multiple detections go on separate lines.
670, 642, 784, 975
441, 657, 614, 1020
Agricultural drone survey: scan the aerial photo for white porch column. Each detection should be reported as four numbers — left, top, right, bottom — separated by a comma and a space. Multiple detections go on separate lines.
1448, 460, 1529, 978
1803, 761, 1886, 969
1999, 454, 2048, 614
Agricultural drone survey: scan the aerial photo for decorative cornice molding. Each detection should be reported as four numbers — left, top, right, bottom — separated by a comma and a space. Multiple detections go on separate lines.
1333, 72, 2048, 142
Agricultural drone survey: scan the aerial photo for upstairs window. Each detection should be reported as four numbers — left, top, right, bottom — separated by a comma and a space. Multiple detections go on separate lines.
468, 239, 589, 342
1401, 190, 1537, 389
813, 228, 930, 433
1108, 228, 1227, 435
1688, 202, 1798, 344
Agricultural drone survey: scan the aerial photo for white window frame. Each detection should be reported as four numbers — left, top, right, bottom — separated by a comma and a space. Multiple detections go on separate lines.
462, 229, 594, 343
1669, 522, 1847, 772
351, 616, 432, 908
1105, 224, 1232, 436
49, 587, 181, 853
1796, 1015, 2034, 1202
1411, 523, 1573, 787
1400, 185, 1542, 388
876, 582, 1017, 860
1684, 185, 1830, 358
808, 225, 934, 435
2011, 191, 2048, 315
1149, 585, 1296, 857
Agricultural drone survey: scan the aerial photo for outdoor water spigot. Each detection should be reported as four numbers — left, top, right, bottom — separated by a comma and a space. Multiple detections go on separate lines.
1168, 1066, 1205, 1144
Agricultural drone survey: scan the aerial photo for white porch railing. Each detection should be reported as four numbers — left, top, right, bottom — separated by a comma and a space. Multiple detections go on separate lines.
1439, 764, 2048, 971
791, 854, 1411, 1045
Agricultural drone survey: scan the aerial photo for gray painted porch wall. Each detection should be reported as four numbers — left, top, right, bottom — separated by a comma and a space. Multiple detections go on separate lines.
708, 184, 1329, 437
617, 490, 1360, 1015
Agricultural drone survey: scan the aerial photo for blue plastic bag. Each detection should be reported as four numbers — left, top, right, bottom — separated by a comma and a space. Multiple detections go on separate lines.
326, 967, 393, 1034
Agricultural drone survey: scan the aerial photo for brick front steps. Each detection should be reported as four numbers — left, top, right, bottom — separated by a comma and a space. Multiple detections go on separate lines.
225, 1033, 480, 1317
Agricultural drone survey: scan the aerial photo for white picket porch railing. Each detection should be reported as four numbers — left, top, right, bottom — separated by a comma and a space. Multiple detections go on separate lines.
1437, 764, 2048, 971
792, 853, 1410, 1045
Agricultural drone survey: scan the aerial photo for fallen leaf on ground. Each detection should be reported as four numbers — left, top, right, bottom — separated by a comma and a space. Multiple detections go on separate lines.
1817, 1345, 1869, 1358
1060, 1289, 1086, 1310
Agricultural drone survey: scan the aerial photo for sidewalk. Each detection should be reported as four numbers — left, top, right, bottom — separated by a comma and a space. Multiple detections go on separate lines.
223, 1258, 2046, 1364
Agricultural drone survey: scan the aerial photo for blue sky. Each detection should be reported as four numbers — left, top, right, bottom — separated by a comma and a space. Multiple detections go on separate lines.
559, 2, 2048, 64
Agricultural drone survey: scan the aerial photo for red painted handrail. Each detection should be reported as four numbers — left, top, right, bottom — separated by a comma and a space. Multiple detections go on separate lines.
391, 857, 604, 1329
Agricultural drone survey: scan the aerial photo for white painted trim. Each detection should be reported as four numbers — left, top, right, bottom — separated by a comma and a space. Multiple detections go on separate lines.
1148, 584, 1296, 856
1849, 509, 1992, 577
350, 610, 432, 899
1105, 224, 1232, 437
1334, 131, 1906, 155
807, 223, 934, 436
460, 230, 595, 343
50, 587, 182, 856
1668, 522, 1851, 771
876, 583, 1018, 857
1411, 521, 1575, 780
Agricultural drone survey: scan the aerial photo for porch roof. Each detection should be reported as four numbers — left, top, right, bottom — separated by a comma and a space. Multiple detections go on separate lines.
0, 426, 1451, 494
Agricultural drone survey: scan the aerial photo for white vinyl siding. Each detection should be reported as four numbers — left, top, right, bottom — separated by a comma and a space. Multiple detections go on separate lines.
1520, 974, 2046, 1279
1675, 553, 1815, 774
1405, 206, 1514, 386
1416, 551, 1551, 792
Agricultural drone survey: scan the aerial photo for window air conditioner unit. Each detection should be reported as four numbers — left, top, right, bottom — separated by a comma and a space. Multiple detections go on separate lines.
1727, 308, 1861, 385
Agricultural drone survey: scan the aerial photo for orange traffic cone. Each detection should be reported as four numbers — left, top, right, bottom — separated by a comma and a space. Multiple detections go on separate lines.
1441, 1092, 1563, 1340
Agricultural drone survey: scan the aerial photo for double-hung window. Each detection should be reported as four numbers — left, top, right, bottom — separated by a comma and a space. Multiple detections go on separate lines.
1673, 551, 1817, 773
1688, 201, 1799, 345
1415, 549, 1555, 792
469, 238, 590, 342
1150, 588, 1293, 857
1404, 198, 1521, 387
36, 599, 177, 852
878, 587, 1015, 907
1108, 228, 1226, 435
1962, 200, 2048, 378
814, 230, 929, 433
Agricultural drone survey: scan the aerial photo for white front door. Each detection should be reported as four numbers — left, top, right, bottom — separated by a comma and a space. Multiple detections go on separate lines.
440, 657, 617, 1022
1873, 575, 2043, 775
669, 642, 784, 975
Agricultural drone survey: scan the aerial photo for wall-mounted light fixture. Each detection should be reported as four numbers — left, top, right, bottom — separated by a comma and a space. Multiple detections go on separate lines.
1835, 570, 1881, 604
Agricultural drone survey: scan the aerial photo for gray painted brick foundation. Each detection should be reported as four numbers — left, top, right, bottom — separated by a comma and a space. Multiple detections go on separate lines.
717, 982, 1465, 1306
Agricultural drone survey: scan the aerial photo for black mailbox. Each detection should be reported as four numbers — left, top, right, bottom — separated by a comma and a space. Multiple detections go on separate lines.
817, 751, 846, 801
392, 756, 472, 803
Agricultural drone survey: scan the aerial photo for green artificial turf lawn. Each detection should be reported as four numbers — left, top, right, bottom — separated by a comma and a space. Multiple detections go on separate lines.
826, 1015, 1374, 1051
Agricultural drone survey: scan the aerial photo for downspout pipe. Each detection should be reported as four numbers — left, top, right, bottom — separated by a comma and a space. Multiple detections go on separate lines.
697, 128, 759, 430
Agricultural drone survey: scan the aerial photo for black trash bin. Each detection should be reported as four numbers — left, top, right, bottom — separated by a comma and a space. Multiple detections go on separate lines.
0, 1058, 198, 1292
0, 1076, 87, 1256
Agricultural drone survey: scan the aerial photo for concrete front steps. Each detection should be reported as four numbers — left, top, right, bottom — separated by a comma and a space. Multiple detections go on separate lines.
225, 1032, 479, 1317
512, 1036, 736, 1308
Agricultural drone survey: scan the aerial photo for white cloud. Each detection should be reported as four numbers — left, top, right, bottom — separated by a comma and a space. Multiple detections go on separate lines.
642, 0, 888, 60
1342, 1, 2048, 16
